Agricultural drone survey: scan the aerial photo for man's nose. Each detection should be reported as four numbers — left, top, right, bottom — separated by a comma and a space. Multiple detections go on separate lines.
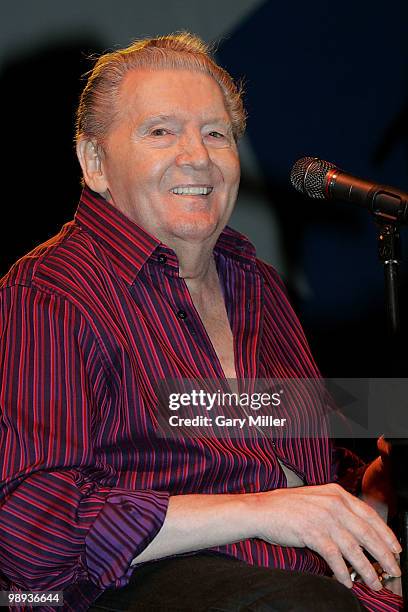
175, 132, 211, 170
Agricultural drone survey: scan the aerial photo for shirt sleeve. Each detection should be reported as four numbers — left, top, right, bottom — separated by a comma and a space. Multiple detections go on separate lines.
0, 284, 169, 591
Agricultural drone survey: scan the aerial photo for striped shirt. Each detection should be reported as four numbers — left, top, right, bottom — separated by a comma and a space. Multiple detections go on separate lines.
0, 187, 401, 611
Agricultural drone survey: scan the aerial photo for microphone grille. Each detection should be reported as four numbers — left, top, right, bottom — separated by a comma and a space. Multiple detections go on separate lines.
290, 157, 336, 199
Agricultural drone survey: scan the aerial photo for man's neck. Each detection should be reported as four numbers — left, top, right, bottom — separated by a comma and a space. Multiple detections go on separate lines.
166, 237, 219, 294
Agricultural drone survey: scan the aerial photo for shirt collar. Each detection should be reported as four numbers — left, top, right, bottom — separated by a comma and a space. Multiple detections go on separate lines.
75, 186, 257, 284
75, 187, 161, 284
214, 225, 257, 266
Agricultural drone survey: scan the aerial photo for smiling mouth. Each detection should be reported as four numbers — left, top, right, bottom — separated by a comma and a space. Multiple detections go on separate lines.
170, 186, 213, 196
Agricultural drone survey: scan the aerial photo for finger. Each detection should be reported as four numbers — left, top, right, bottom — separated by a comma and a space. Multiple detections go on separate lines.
353, 526, 401, 578
341, 493, 401, 554
336, 531, 383, 591
333, 500, 401, 576
318, 483, 399, 557
381, 575, 402, 596
311, 536, 353, 589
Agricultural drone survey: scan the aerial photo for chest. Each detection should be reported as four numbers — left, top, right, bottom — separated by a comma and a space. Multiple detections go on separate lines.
89, 264, 332, 487
191, 291, 237, 380
112, 261, 264, 382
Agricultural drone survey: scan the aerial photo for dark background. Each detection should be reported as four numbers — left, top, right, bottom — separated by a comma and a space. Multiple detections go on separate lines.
217, 0, 408, 382
1, 0, 407, 459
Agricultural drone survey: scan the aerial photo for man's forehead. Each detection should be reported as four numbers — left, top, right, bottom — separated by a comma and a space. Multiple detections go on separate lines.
119, 66, 221, 91
118, 67, 230, 122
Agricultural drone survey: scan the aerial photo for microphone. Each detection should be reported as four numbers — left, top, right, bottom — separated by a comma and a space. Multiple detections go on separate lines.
290, 156, 408, 224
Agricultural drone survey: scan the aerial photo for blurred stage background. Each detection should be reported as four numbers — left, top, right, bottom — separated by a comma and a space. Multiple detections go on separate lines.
1, 0, 407, 457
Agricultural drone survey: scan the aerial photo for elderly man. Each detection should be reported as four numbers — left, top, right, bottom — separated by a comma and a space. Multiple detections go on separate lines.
0, 33, 402, 611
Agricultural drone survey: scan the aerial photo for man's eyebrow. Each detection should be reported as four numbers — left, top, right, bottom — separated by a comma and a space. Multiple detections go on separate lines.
204, 117, 232, 127
203, 118, 234, 133
136, 114, 233, 134
138, 115, 178, 129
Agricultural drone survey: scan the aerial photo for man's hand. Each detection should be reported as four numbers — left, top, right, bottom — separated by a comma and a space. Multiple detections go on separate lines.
351, 560, 402, 596
132, 480, 401, 594
252, 483, 401, 591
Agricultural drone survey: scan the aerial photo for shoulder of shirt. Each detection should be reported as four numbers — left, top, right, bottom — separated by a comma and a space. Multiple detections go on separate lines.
255, 257, 288, 294
218, 226, 289, 296
0, 220, 100, 298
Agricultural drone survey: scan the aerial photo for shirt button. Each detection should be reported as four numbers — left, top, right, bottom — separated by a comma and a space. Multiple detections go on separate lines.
158, 254, 167, 264
177, 309, 187, 320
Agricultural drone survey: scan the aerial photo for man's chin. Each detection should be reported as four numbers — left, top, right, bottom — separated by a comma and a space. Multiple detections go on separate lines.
165, 218, 222, 244
178, 226, 222, 244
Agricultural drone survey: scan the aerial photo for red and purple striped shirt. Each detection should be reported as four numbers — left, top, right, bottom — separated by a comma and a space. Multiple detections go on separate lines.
0, 187, 402, 610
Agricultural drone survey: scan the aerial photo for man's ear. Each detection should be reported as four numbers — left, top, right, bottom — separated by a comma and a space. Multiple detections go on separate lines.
76, 138, 109, 194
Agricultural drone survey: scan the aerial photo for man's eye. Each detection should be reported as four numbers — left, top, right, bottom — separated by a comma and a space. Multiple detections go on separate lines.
208, 131, 225, 139
150, 128, 169, 136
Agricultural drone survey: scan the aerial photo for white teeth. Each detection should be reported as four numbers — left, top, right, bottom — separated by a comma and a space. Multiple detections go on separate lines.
171, 186, 212, 195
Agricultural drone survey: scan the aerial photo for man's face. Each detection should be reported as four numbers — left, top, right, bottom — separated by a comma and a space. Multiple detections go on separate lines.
100, 68, 240, 247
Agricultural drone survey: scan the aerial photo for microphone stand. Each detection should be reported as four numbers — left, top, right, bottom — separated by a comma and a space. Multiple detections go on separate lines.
376, 219, 407, 608
377, 221, 401, 335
